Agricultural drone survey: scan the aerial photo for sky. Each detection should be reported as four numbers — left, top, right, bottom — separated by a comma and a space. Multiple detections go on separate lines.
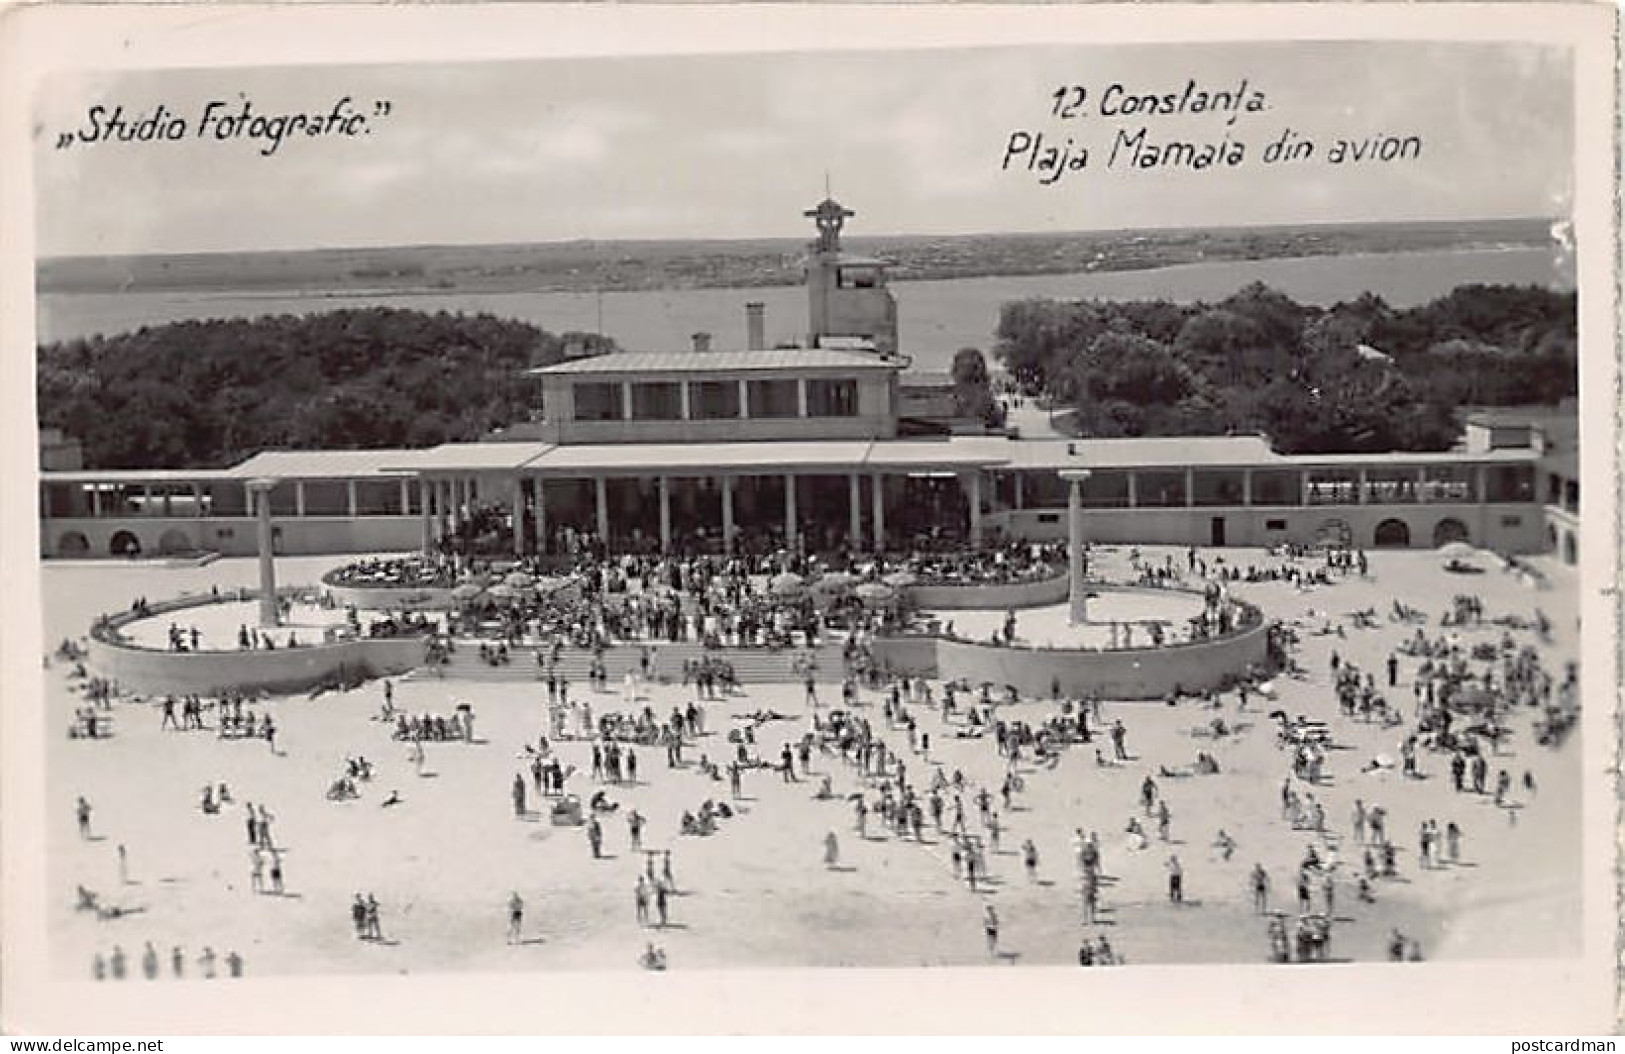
33, 41, 1574, 256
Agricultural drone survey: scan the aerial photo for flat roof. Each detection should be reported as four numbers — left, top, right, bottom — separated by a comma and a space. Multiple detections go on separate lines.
532, 349, 900, 376
227, 449, 424, 480
40, 468, 239, 484
383, 442, 555, 473
528, 437, 1003, 474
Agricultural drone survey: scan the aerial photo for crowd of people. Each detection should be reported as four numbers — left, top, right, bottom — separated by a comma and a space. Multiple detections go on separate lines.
57, 534, 1580, 972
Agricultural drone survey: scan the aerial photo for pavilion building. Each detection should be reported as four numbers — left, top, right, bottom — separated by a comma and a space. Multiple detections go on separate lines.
38, 199, 1566, 564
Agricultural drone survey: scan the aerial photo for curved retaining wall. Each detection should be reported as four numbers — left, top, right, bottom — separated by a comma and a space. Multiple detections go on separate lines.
322, 582, 456, 611
88, 589, 426, 696
870, 618, 1271, 701
87, 634, 426, 697
907, 573, 1068, 610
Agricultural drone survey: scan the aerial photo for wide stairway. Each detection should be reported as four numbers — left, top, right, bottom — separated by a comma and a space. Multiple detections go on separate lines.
402, 638, 851, 685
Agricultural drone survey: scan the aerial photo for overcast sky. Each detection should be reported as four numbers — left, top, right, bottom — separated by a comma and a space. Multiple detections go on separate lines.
34, 41, 1572, 256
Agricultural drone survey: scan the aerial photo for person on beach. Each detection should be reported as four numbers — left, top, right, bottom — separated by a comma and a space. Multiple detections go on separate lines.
507, 892, 524, 944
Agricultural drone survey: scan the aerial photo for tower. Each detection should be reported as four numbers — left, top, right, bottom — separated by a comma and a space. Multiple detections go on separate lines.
803, 198, 898, 356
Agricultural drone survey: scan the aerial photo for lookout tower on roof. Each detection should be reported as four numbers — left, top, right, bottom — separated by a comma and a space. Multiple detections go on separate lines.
803, 197, 898, 357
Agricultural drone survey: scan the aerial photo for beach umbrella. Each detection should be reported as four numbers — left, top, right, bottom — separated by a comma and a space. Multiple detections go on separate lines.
813, 572, 858, 595
881, 570, 917, 589
770, 572, 805, 596
855, 582, 896, 605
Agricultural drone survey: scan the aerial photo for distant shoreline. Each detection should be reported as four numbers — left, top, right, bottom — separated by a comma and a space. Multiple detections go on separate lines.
55, 243, 1551, 308
37, 218, 1557, 300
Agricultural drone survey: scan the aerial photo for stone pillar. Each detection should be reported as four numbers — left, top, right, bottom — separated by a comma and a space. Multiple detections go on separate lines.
871, 473, 886, 552
512, 475, 526, 556
848, 473, 862, 548
419, 480, 434, 555
1068, 474, 1089, 626
1015, 473, 1025, 511
621, 383, 633, 421
722, 477, 736, 555
1241, 470, 1253, 507
347, 479, 359, 518
1184, 467, 1195, 508
595, 477, 610, 544
90, 485, 101, 518
1475, 465, 1488, 505
679, 383, 691, 421
249, 478, 280, 629
784, 473, 798, 550
659, 477, 672, 554
739, 380, 751, 419
796, 378, 809, 418
1126, 473, 1138, 509
1416, 466, 1430, 504
966, 471, 983, 548
162, 487, 173, 518
294, 481, 307, 518
533, 479, 547, 555
399, 478, 411, 516
1357, 468, 1369, 505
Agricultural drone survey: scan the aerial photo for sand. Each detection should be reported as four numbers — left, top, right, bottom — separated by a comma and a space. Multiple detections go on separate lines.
41, 545, 1582, 977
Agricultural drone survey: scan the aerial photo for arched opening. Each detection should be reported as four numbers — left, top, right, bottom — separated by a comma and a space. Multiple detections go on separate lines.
1563, 531, 1577, 565
157, 528, 194, 555
57, 531, 90, 557
1431, 518, 1470, 548
109, 530, 142, 557
1373, 519, 1411, 548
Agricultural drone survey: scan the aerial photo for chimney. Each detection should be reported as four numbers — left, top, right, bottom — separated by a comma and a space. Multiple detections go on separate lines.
745, 302, 766, 351
691, 331, 712, 353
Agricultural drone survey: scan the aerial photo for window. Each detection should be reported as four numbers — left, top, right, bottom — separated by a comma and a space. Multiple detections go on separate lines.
747, 379, 799, 419
838, 267, 880, 289
1484, 464, 1535, 503
1421, 465, 1475, 503
807, 378, 858, 417
631, 382, 681, 421
692, 381, 740, 420
1035, 513, 1060, 524
1265, 519, 1288, 531
1251, 471, 1301, 506
1500, 515, 1523, 528
574, 382, 623, 422
1077, 471, 1130, 508
1363, 468, 1420, 504
1305, 470, 1359, 506
1136, 470, 1187, 508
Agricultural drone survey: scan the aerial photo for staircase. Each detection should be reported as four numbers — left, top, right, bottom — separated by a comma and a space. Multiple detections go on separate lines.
402, 639, 850, 685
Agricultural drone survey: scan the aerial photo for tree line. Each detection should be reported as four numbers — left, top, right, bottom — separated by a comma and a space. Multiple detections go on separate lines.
992, 282, 1576, 453
37, 308, 615, 469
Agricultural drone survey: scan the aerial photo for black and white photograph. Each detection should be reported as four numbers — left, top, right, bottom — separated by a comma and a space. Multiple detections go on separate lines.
2, 3, 1617, 1036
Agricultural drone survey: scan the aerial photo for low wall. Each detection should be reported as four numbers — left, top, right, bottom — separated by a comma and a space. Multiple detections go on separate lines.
870, 605, 1271, 701
932, 620, 1270, 700
908, 573, 1067, 610
322, 581, 456, 611
87, 634, 425, 696
88, 589, 426, 696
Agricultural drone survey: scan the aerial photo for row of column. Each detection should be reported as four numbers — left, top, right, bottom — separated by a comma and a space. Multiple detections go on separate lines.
418, 471, 986, 557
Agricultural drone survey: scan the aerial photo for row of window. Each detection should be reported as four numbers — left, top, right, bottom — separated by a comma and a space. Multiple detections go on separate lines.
574, 378, 860, 423
1006, 465, 1537, 509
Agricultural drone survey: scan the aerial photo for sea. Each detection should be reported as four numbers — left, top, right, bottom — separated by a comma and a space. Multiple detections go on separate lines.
37, 246, 1572, 374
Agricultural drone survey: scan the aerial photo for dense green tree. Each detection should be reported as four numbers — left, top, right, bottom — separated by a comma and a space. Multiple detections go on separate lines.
37, 307, 603, 469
